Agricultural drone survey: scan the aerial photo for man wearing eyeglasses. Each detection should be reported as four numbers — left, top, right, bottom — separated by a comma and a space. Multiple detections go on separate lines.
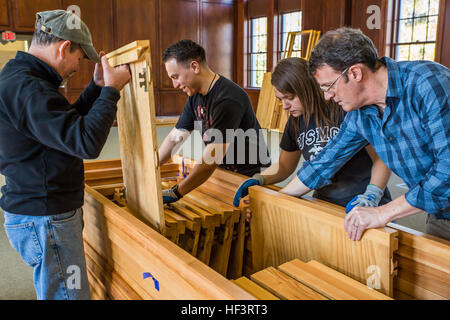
281, 27, 450, 241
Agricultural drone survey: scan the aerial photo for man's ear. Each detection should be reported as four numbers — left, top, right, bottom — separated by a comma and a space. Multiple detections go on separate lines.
348, 64, 364, 82
190, 60, 201, 74
57, 40, 72, 60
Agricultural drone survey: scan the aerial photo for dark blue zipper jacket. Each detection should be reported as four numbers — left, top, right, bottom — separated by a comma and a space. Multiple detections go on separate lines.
0, 51, 120, 215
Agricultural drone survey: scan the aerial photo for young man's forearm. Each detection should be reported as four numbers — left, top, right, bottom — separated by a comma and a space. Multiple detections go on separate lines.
177, 162, 218, 195
158, 136, 176, 165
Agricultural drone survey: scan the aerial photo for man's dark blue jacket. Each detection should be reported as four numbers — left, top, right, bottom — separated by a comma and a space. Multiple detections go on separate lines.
0, 51, 120, 215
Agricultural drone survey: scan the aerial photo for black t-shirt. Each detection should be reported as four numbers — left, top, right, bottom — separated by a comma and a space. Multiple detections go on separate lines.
280, 113, 391, 207
176, 75, 271, 176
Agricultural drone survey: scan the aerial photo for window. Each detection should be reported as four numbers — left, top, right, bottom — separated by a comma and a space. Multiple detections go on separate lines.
393, 0, 440, 61
280, 11, 302, 59
248, 17, 268, 88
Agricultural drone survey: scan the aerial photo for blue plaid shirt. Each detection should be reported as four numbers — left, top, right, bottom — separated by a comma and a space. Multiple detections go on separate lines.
298, 57, 450, 218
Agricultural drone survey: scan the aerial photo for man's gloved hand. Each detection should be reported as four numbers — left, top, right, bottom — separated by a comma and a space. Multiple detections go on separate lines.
345, 184, 384, 213
162, 184, 183, 204
233, 173, 265, 207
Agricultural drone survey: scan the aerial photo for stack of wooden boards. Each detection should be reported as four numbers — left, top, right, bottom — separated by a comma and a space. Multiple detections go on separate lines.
84, 158, 247, 280
234, 259, 392, 300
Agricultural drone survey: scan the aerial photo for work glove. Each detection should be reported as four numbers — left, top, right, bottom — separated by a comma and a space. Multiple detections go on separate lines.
233, 173, 265, 207
162, 184, 183, 204
345, 184, 384, 213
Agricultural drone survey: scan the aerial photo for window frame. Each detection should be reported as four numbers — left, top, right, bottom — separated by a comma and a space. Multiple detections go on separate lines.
278, 10, 303, 61
247, 16, 268, 88
389, 0, 441, 61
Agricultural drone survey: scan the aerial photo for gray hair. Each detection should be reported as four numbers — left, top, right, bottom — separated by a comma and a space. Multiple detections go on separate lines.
308, 27, 381, 75
32, 22, 81, 52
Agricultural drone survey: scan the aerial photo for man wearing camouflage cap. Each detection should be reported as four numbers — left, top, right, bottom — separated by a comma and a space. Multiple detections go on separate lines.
0, 10, 131, 299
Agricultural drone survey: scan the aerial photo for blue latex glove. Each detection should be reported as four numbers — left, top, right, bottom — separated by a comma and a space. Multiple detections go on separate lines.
162, 185, 182, 204
233, 174, 265, 207
345, 184, 384, 213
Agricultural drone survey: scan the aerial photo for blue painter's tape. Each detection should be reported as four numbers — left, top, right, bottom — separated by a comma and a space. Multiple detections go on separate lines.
143, 272, 159, 291
143, 272, 151, 279
153, 278, 160, 291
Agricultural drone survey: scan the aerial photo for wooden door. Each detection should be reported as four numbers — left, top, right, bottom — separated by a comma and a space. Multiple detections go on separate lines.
61, 0, 114, 96
0, 0, 12, 29
11, 0, 62, 32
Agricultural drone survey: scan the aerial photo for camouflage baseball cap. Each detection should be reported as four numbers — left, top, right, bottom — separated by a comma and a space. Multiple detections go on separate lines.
35, 10, 100, 63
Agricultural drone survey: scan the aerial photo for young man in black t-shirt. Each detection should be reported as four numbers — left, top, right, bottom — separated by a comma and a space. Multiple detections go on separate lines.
158, 40, 270, 203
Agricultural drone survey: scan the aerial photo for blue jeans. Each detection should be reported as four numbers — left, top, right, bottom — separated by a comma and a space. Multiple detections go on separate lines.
3, 208, 91, 300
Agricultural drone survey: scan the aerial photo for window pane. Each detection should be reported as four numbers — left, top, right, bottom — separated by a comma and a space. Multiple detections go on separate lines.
427, 16, 438, 41
398, 19, 413, 43
396, 45, 410, 60
409, 44, 425, 60
256, 53, 266, 70
400, 0, 414, 18
251, 70, 265, 87
249, 17, 267, 87
281, 11, 302, 58
413, 0, 429, 17
412, 17, 428, 42
424, 43, 435, 60
429, 0, 440, 15
293, 36, 302, 51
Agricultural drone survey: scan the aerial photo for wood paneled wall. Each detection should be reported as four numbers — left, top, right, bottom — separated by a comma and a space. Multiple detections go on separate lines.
0, 0, 235, 116
1, 0, 448, 115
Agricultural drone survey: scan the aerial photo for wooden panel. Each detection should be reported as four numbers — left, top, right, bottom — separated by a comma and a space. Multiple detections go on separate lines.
250, 266, 329, 300
302, 0, 324, 31
109, 42, 165, 231
12, 0, 62, 31
158, 89, 186, 116
114, 0, 159, 86
255, 72, 279, 129
83, 184, 256, 299
322, 0, 348, 32
62, 0, 114, 91
388, 222, 450, 300
245, 89, 260, 113
0, 0, 12, 28
278, 0, 301, 13
350, 0, 388, 55
247, 0, 269, 18
436, 0, 450, 67
249, 186, 398, 296
304, 260, 392, 299
232, 277, 279, 300
159, 0, 199, 89
202, 1, 234, 79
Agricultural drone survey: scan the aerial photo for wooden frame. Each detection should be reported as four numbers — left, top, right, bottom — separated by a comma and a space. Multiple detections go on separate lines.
106, 41, 165, 232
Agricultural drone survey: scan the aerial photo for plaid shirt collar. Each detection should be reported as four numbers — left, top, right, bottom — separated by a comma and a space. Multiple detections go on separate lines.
382, 56, 404, 99
359, 57, 404, 117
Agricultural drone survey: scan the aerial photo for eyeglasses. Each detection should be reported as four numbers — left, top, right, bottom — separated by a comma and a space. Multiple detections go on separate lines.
320, 67, 349, 93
